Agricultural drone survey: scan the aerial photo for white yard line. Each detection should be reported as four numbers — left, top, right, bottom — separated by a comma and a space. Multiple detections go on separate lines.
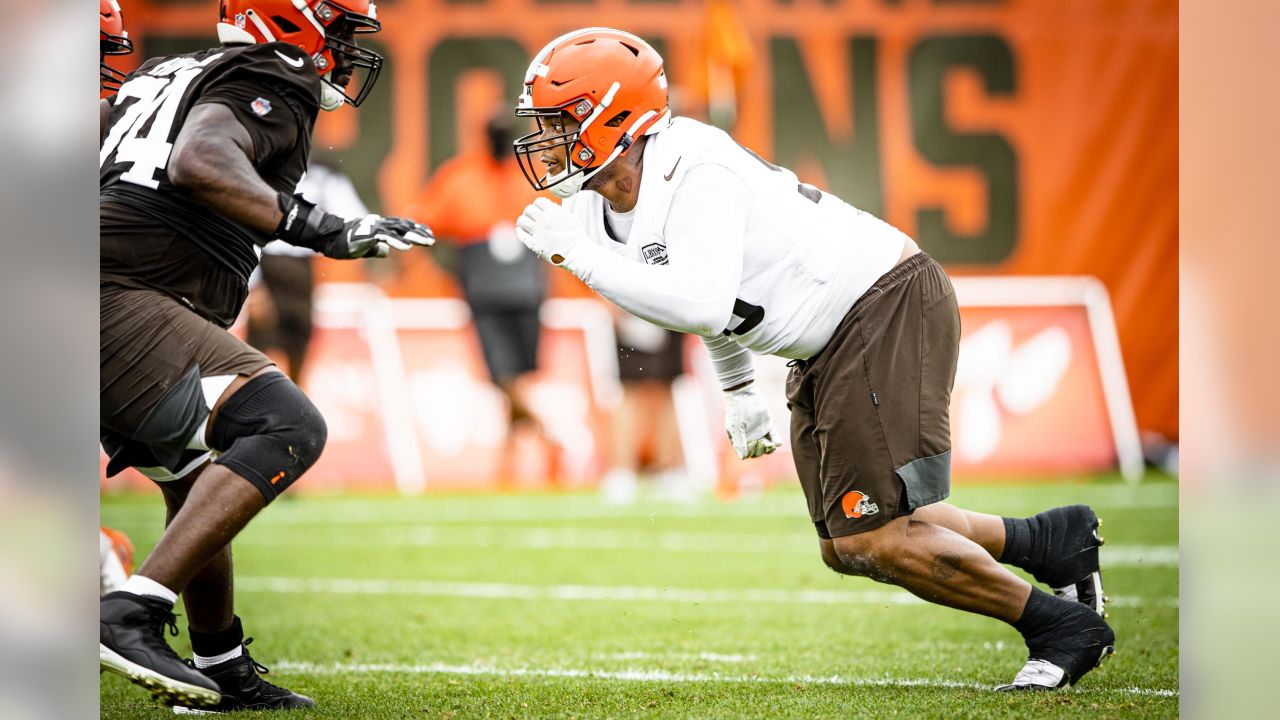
238, 527, 1179, 567
271, 659, 1178, 698
600, 651, 757, 663
256, 498, 1178, 525
208, 486, 1179, 526
237, 576, 1178, 608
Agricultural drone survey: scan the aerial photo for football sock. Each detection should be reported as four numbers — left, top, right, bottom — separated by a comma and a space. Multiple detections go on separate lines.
1011, 587, 1078, 669
190, 615, 245, 666
122, 574, 177, 605
1000, 505, 1097, 587
1012, 586, 1114, 683
194, 646, 244, 669
999, 515, 1036, 571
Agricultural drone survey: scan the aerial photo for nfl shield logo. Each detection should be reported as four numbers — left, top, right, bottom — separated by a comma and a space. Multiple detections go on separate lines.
235, 12, 246, 28
251, 97, 272, 117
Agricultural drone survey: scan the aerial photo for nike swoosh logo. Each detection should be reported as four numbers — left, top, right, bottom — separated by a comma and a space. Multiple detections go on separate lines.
274, 50, 305, 69
664, 156, 682, 181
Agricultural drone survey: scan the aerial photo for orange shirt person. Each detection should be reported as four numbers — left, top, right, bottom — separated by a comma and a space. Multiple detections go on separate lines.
405, 114, 558, 484
407, 121, 538, 249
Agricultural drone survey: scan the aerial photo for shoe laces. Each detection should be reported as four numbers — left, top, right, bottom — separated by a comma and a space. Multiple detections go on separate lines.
143, 602, 181, 639
240, 638, 272, 676
236, 638, 294, 698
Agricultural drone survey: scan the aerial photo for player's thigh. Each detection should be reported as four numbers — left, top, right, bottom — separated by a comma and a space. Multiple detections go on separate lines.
100, 284, 273, 471
821, 256, 957, 539
807, 325, 906, 540
869, 258, 958, 510
785, 362, 827, 535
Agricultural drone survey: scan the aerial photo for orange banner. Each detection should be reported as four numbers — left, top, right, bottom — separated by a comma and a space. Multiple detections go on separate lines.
108, 0, 1177, 439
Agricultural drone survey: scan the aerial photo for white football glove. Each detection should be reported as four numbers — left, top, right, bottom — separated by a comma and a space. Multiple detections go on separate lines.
274, 191, 434, 259
334, 214, 436, 259
514, 197, 587, 269
723, 384, 781, 460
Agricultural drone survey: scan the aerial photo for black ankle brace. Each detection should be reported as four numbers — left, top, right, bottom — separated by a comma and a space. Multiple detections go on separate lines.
189, 615, 244, 658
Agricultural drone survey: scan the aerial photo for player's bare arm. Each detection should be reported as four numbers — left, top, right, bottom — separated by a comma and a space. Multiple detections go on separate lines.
168, 103, 283, 233
169, 103, 433, 259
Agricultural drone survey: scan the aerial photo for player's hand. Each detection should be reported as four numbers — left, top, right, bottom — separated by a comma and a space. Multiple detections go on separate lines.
327, 214, 435, 259
515, 197, 585, 267
274, 192, 434, 259
723, 383, 781, 460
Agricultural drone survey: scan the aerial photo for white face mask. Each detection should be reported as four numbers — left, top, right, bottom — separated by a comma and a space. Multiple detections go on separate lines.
319, 81, 345, 112
547, 168, 587, 199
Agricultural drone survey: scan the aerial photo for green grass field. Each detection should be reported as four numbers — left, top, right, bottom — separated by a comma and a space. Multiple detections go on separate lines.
100, 475, 1178, 718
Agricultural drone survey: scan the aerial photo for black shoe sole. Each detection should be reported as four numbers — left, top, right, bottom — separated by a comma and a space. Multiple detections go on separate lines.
100, 644, 221, 708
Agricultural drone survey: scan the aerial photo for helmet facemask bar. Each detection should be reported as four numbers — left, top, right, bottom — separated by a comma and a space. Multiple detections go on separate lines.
513, 81, 627, 197
513, 108, 597, 194
316, 8, 384, 107
100, 32, 132, 92
318, 9, 383, 108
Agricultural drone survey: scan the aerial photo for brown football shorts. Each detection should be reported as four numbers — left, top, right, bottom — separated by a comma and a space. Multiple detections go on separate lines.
100, 283, 272, 476
785, 252, 960, 538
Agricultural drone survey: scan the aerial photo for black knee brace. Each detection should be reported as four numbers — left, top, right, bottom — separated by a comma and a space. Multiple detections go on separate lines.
208, 373, 327, 502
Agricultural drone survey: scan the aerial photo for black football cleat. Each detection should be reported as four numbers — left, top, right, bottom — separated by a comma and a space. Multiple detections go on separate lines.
996, 601, 1116, 691
1028, 505, 1108, 617
100, 591, 221, 708
171, 638, 315, 714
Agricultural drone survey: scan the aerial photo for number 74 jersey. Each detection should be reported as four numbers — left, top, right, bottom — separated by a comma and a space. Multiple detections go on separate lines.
571, 117, 911, 360
100, 42, 319, 286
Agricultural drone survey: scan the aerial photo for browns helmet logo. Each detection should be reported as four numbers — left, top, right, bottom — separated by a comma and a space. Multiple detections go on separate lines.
841, 491, 880, 519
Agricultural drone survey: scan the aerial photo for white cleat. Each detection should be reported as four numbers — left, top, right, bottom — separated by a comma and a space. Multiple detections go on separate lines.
995, 659, 1069, 691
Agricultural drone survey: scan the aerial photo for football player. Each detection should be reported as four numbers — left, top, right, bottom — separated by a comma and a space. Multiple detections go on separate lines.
98, 0, 433, 710
513, 28, 1113, 692
99, 0, 132, 94
99, 0, 141, 602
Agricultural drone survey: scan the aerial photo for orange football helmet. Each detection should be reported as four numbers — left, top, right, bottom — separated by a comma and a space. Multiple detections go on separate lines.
100, 0, 133, 92
216, 0, 383, 110
514, 28, 670, 198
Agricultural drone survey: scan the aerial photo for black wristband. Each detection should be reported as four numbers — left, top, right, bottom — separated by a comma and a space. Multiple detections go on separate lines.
273, 191, 342, 251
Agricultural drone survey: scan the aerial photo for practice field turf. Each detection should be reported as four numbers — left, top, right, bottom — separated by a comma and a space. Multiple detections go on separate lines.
100, 475, 1178, 718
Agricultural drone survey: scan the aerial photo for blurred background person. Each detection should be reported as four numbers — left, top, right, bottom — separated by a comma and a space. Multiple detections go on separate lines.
246, 152, 369, 385
601, 313, 689, 504
404, 111, 557, 485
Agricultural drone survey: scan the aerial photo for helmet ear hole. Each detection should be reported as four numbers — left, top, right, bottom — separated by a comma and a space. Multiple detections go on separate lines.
271, 16, 301, 33
604, 110, 631, 128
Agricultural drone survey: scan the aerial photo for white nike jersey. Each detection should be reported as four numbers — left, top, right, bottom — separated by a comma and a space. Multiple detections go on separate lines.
565, 117, 908, 359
